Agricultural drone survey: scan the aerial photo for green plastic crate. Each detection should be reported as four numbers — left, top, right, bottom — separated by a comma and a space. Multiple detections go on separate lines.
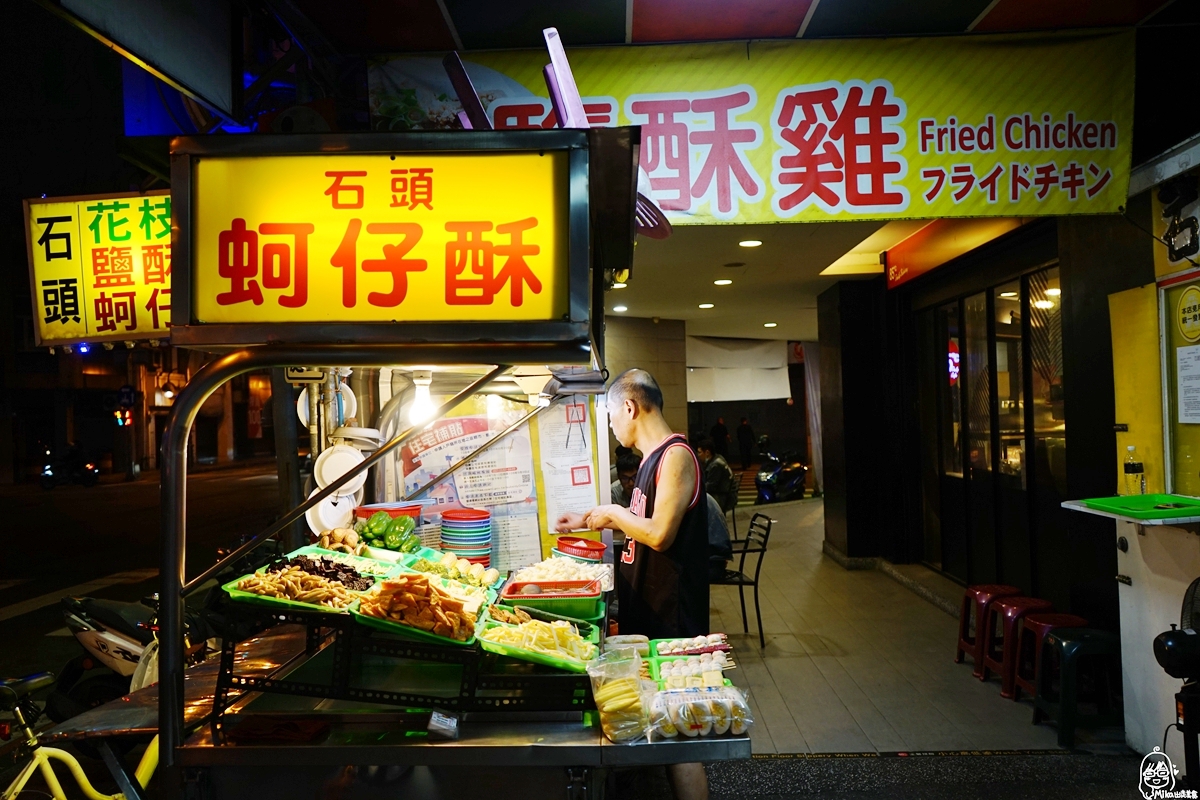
476, 619, 597, 673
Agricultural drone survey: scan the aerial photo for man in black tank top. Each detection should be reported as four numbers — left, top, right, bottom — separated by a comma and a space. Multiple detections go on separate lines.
555, 368, 711, 800
555, 369, 709, 639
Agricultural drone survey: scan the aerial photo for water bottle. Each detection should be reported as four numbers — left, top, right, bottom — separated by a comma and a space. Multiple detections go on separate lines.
1124, 446, 1146, 495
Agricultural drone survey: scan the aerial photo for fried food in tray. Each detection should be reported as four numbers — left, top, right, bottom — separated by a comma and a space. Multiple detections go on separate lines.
235, 567, 358, 609
359, 573, 477, 642
487, 604, 532, 625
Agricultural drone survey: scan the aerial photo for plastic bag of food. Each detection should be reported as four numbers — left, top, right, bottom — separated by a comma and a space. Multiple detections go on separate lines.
647, 686, 754, 741
587, 648, 650, 743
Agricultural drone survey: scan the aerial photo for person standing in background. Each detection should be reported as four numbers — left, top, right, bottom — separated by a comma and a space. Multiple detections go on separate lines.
710, 417, 730, 459
736, 417, 755, 470
610, 451, 641, 508
694, 437, 736, 516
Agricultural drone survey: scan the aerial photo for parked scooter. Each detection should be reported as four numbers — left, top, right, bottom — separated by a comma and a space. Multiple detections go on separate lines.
39, 443, 99, 490
754, 435, 809, 504
44, 539, 281, 723
44, 595, 159, 723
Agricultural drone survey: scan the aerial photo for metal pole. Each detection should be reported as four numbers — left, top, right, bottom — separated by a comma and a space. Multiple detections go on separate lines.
270, 369, 305, 551
307, 378, 321, 459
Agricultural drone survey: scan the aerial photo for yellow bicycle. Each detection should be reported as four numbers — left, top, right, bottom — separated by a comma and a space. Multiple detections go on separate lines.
2, 675, 157, 800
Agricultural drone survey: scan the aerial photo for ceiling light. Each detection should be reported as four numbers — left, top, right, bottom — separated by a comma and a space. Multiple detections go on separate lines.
763, 322, 778, 328
739, 240, 762, 248
612, 282, 627, 289
698, 303, 714, 309
613, 305, 628, 313
409, 370, 434, 424
1034, 300, 1055, 309
1000, 291, 1017, 298
714, 279, 732, 286
1046, 288, 1061, 296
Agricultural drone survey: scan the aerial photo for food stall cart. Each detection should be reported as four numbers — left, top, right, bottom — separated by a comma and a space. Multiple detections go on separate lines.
145, 127, 749, 800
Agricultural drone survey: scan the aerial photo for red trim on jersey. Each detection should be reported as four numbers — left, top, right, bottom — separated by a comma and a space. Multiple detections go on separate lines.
653, 434, 703, 510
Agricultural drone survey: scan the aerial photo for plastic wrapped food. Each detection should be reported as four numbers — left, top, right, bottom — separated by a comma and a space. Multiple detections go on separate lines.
646, 686, 753, 741
587, 648, 652, 743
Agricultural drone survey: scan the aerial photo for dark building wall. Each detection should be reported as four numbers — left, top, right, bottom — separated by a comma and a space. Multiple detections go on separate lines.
818, 278, 887, 560
1055, 193, 1156, 630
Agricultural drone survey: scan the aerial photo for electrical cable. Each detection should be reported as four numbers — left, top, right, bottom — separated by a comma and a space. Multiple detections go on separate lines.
1164, 720, 1181, 754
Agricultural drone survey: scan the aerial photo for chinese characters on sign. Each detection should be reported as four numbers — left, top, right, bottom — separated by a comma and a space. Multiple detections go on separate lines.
24, 192, 172, 345
369, 32, 1133, 222
192, 152, 567, 324
487, 79, 1121, 221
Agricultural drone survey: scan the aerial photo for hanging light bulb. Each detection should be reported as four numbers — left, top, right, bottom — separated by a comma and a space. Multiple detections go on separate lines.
409, 370, 434, 424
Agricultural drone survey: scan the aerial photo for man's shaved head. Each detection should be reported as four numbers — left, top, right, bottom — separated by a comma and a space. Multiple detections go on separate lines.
608, 368, 664, 413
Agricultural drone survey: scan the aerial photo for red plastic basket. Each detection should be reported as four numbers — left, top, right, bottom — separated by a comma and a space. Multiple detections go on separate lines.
354, 504, 422, 520
556, 536, 607, 561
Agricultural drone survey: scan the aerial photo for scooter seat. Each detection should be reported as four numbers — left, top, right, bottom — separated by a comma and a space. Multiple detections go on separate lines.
0, 672, 54, 709
75, 597, 156, 646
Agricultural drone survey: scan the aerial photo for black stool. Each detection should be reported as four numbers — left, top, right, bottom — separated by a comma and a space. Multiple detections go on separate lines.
1032, 627, 1122, 748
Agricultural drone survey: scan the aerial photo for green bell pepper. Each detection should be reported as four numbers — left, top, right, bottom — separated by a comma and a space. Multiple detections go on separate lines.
384, 528, 404, 549
367, 511, 392, 535
399, 532, 421, 553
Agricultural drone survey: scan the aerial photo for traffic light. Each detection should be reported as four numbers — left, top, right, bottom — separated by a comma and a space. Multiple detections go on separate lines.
113, 408, 133, 426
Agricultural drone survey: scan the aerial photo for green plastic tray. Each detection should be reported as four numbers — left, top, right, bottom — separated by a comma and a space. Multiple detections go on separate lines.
398, 551, 504, 590
349, 601, 479, 647
650, 657, 733, 688
286, 546, 404, 578
488, 603, 600, 643
1080, 493, 1200, 520
476, 620, 597, 673
222, 573, 358, 614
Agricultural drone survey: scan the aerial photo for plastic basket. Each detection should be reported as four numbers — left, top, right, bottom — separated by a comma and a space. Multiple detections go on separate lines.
500, 580, 602, 618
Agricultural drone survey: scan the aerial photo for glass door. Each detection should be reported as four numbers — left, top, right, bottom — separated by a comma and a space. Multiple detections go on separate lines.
936, 301, 968, 581
964, 291, 996, 584
1029, 266, 1065, 594
994, 279, 1031, 593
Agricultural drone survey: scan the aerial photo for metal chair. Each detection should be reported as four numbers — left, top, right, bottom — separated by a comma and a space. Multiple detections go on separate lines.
711, 512, 771, 648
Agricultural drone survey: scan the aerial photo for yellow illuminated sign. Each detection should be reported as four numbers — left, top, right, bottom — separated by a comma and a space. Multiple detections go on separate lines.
192, 152, 569, 324
24, 191, 172, 346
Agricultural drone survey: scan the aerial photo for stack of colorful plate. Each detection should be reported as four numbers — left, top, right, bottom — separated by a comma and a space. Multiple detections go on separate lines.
439, 508, 492, 567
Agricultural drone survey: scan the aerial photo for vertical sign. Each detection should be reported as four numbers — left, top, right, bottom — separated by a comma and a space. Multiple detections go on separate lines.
24, 191, 172, 346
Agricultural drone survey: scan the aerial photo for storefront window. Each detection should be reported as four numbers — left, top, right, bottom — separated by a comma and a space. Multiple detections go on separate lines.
994, 281, 1024, 486
1029, 267, 1065, 495
937, 302, 963, 477
964, 292, 991, 474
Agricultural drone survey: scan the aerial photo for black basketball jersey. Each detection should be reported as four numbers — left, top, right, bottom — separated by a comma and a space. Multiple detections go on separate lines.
616, 433, 710, 639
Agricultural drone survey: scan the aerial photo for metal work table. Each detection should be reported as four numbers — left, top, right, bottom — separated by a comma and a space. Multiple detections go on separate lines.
179, 719, 749, 768
42, 626, 309, 744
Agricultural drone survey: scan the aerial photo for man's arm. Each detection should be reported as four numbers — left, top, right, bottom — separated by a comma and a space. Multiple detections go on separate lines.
582, 446, 697, 552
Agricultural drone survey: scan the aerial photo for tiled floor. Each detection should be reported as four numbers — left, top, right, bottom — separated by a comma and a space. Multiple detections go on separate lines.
715, 499, 1065, 754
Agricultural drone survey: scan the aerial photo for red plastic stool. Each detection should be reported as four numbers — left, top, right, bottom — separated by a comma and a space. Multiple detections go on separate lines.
981, 596, 1053, 691
956, 585, 1021, 678
1013, 612, 1088, 702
